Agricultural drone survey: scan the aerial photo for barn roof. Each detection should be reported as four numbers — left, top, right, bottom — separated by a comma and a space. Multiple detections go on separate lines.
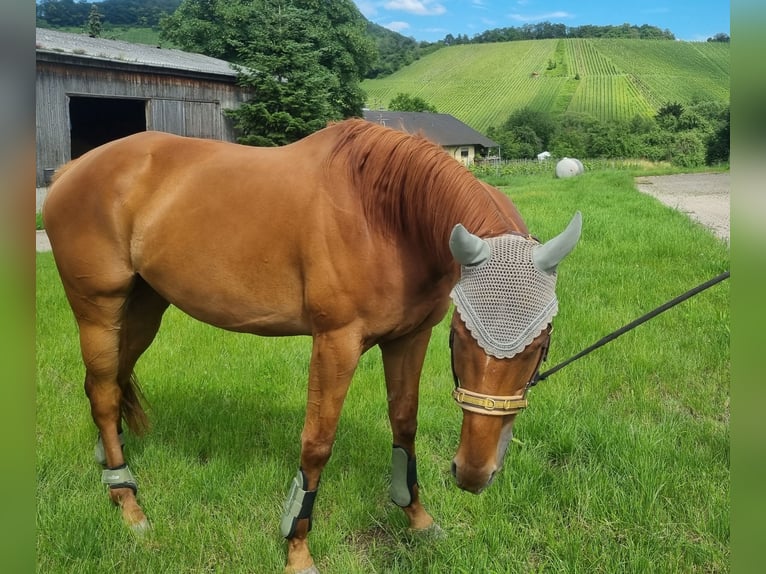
35, 28, 237, 79
362, 111, 498, 148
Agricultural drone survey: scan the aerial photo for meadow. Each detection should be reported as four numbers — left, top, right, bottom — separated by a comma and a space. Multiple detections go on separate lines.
361, 39, 730, 132
50, 25, 174, 47
36, 171, 729, 572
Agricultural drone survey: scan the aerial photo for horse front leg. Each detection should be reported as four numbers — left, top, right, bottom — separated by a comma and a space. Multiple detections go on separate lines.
283, 329, 362, 574
380, 329, 436, 532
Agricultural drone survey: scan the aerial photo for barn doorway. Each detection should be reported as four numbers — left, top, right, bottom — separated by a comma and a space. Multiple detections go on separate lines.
69, 96, 147, 159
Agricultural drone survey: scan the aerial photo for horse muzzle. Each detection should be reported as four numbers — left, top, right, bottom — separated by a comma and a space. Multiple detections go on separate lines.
450, 459, 498, 494
450, 417, 514, 494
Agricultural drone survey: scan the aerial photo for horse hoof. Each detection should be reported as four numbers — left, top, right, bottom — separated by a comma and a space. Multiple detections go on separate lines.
129, 518, 152, 536
412, 522, 446, 540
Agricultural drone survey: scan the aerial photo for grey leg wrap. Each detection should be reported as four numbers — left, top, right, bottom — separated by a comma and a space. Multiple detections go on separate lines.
101, 463, 138, 495
390, 445, 418, 507
94, 432, 125, 466
280, 468, 318, 539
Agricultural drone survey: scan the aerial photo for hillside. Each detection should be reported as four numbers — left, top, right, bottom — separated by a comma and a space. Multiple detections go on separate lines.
361, 39, 730, 132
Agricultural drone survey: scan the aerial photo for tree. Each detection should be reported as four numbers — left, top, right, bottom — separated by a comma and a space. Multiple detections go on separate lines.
669, 131, 706, 167
489, 107, 556, 158
707, 33, 730, 43
161, 0, 375, 143
226, 3, 340, 146
37, 0, 182, 28
37, 0, 91, 27
388, 93, 437, 113
706, 105, 730, 164
87, 4, 103, 38
656, 101, 685, 131
549, 113, 601, 158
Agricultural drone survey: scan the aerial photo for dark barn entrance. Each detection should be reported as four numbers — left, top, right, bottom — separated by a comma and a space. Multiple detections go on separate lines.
69, 96, 147, 159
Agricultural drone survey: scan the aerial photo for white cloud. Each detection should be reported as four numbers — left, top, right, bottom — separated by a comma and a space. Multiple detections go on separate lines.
384, 21, 412, 33
508, 11, 574, 22
384, 0, 446, 16
355, 1, 379, 18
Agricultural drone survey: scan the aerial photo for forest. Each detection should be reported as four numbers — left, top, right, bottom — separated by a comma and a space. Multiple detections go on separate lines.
36, 0, 181, 27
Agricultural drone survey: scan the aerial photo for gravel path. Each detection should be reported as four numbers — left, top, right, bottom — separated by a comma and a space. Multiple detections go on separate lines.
35, 173, 730, 252
634, 172, 730, 242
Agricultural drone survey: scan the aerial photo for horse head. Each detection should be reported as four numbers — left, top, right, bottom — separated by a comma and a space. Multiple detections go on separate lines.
448, 212, 582, 493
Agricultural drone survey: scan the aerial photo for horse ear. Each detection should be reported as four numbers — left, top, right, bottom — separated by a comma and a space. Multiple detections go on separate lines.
532, 211, 582, 274
450, 224, 490, 266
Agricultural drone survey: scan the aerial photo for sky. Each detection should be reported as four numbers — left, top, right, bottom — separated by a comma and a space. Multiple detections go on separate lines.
353, 0, 731, 43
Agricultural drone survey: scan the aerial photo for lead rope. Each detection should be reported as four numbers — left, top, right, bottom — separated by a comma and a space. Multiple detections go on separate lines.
531, 270, 730, 386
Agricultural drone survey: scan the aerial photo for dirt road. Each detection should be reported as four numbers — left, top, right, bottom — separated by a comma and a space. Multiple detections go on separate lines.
634, 172, 730, 242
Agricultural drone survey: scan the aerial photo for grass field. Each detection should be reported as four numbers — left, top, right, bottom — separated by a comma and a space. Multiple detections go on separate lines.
36, 171, 729, 572
361, 39, 729, 131
47, 26, 175, 48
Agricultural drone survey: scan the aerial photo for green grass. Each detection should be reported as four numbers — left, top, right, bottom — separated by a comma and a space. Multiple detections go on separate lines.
471, 160, 729, 187
46, 26, 177, 48
361, 39, 729, 131
36, 171, 729, 572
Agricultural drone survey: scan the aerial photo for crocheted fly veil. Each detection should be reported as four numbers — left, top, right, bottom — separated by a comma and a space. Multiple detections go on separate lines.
450, 234, 558, 359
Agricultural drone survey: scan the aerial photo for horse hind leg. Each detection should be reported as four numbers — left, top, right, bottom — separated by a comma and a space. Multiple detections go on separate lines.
77, 275, 168, 532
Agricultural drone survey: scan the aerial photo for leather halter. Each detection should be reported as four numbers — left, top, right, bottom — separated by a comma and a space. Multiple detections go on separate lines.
448, 324, 551, 416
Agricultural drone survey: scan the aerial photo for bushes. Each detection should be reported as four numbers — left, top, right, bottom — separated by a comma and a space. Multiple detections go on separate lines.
487, 102, 729, 167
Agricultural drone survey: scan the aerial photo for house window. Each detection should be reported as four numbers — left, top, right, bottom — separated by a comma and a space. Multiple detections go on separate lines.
460, 147, 469, 158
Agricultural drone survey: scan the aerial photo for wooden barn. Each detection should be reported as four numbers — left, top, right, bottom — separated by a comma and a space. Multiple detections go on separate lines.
36, 28, 247, 188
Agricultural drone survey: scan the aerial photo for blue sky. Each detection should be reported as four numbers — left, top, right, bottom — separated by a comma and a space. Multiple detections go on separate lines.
353, 0, 730, 43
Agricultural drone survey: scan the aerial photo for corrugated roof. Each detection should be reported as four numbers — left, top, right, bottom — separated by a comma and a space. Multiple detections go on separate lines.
362, 111, 498, 148
35, 27, 237, 78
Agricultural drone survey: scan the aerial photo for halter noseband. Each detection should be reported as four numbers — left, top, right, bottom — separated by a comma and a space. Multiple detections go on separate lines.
448, 325, 551, 416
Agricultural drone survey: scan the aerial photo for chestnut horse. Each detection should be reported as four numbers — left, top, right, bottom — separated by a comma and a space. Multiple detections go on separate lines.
43, 119, 580, 573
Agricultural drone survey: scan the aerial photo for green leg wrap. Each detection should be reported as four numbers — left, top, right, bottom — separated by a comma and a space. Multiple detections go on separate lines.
101, 463, 138, 495
390, 445, 418, 507
280, 468, 318, 539
94, 432, 125, 466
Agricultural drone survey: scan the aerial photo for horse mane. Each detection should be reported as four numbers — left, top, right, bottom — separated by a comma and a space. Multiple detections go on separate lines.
326, 119, 520, 266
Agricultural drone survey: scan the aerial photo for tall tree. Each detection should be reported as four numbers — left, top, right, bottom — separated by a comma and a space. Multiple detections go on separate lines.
161, 0, 375, 132
227, 2, 340, 146
87, 4, 102, 37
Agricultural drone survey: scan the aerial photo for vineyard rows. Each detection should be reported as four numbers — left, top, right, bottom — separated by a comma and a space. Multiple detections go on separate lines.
361, 38, 729, 132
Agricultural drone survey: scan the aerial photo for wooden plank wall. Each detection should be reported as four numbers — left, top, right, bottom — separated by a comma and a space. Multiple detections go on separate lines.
36, 58, 245, 186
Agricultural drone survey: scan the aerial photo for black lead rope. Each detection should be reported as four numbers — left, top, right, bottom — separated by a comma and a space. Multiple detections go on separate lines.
531, 270, 730, 386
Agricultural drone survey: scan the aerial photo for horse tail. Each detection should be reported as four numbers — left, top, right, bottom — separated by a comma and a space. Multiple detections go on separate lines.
119, 372, 150, 436
116, 275, 168, 436
116, 284, 150, 436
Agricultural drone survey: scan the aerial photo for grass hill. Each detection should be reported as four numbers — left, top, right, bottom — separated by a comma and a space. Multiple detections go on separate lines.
361, 38, 730, 132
